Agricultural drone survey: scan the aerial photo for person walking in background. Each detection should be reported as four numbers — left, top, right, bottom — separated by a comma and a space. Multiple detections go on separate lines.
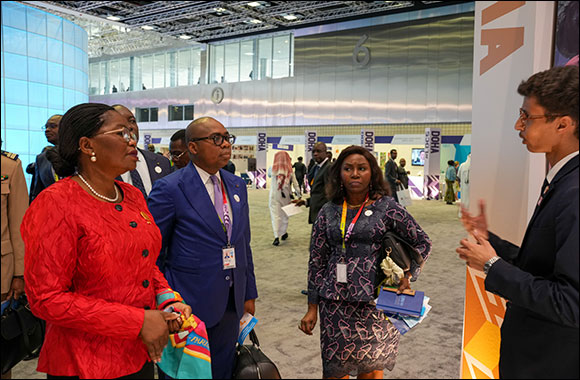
397, 157, 410, 189
169, 129, 189, 170
457, 154, 471, 217
1, 145, 28, 380
384, 149, 400, 203
456, 65, 579, 378
148, 117, 258, 379
112, 105, 172, 200
299, 145, 431, 379
29, 114, 62, 203
444, 160, 457, 204
293, 156, 307, 193
21, 103, 191, 379
269, 151, 301, 246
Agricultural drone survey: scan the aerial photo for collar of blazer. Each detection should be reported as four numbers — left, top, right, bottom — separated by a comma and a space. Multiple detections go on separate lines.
178, 164, 241, 243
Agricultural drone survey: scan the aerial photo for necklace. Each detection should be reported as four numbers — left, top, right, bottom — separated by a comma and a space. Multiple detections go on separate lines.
77, 173, 119, 203
347, 202, 364, 208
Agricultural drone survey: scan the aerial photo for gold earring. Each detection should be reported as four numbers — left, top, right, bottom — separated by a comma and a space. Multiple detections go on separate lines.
90, 152, 97, 162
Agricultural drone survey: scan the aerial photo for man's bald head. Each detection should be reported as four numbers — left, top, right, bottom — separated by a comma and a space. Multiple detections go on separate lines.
185, 117, 231, 174
185, 117, 221, 143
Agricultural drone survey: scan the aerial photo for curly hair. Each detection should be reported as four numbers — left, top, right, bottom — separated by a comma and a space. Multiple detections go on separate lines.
517, 65, 579, 138
326, 145, 391, 204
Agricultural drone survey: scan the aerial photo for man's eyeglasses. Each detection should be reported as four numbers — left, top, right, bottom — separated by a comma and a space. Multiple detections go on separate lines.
170, 150, 187, 160
42, 124, 58, 131
94, 127, 137, 143
190, 133, 236, 146
518, 108, 564, 123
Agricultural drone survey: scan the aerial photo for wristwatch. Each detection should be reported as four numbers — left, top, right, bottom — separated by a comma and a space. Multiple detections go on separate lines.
483, 256, 501, 275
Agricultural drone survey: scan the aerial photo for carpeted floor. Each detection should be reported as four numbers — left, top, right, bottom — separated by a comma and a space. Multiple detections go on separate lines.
12, 189, 468, 379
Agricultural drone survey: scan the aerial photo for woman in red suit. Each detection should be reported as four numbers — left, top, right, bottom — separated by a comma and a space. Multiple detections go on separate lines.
22, 103, 191, 379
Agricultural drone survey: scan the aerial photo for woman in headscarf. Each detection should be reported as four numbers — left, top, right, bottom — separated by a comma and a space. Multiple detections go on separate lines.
269, 151, 301, 246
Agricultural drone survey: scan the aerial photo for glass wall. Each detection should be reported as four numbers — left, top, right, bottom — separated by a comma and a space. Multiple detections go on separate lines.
1, 1, 89, 184
89, 47, 202, 95
208, 33, 293, 83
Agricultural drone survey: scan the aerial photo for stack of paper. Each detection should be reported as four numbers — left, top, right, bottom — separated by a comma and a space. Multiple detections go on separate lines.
375, 288, 432, 335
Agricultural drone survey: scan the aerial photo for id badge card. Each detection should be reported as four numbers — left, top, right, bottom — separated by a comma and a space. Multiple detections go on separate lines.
222, 246, 236, 270
336, 263, 347, 283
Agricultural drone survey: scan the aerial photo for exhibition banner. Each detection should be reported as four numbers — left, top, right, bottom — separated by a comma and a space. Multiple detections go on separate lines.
304, 130, 317, 165
360, 129, 374, 153
255, 131, 267, 189
462, 2, 555, 378
423, 128, 441, 200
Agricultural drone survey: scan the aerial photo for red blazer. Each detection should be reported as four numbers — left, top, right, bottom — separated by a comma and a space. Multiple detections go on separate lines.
22, 178, 181, 379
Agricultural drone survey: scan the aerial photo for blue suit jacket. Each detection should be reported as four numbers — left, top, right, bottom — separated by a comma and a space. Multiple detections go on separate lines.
485, 155, 579, 378
30, 149, 56, 203
148, 162, 258, 328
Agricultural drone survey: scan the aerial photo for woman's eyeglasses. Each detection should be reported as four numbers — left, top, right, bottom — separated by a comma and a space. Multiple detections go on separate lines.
95, 127, 137, 143
190, 133, 236, 146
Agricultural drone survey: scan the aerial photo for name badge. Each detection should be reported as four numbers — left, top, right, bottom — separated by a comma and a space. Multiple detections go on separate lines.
222, 246, 236, 270
336, 263, 347, 283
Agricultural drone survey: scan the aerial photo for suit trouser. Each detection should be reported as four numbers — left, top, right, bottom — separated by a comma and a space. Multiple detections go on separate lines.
207, 287, 239, 379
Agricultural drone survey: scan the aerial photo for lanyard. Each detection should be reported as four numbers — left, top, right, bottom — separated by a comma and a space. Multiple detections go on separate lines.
340, 193, 369, 250
217, 180, 231, 244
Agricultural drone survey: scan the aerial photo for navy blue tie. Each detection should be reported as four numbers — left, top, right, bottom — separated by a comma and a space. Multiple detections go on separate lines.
130, 169, 147, 200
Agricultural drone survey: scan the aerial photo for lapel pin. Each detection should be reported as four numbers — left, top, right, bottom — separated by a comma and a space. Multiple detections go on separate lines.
155, 166, 162, 174
140, 211, 153, 224
234, 194, 240, 203
365, 210, 373, 217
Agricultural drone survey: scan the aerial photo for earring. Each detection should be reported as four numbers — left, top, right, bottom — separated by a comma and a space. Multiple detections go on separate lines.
369, 183, 373, 192
340, 183, 344, 192
90, 152, 97, 162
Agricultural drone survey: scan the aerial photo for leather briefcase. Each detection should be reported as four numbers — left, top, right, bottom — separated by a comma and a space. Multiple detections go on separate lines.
233, 330, 281, 379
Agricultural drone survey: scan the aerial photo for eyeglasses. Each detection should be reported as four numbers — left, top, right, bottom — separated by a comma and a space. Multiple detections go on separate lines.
170, 150, 187, 160
42, 124, 58, 130
518, 108, 564, 123
94, 127, 137, 143
190, 133, 236, 146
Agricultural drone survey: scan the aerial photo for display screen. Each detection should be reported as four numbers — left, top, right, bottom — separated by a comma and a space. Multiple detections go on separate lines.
411, 148, 425, 166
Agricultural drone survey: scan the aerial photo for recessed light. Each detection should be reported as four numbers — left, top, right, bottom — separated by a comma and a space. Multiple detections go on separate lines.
141, 25, 155, 30
250, 19, 262, 24
283, 14, 297, 21
179, 34, 192, 40
214, 7, 227, 13
106, 15, 121, 21
247, 2, 261, 7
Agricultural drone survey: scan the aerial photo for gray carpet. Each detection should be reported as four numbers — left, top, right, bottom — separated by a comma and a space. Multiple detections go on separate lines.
12, 189, 467, 379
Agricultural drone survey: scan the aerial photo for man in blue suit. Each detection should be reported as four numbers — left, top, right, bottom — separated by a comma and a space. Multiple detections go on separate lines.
29, 114, 62, 203
148, 117, 258, 379
457, 65, 578, 378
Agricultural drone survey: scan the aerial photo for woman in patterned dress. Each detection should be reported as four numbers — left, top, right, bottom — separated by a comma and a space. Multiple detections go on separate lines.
299, 145, 432, 379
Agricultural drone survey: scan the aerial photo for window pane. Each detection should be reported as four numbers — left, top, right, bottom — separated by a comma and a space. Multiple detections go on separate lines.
3, 52, 28, 80
258, 37, 272, 79
130, 56, 140, 91
153, 53, 164, 88
136, 108, 150, 122
177, 49, 191, 86
2, 2, 26, 30
89, 62, 99, 95
46, 13, 62, 40
240, 40, 254, 82
110, 59, 119, 93
4, 78, 29, 105
26, 7, 46, 36
28, 57, 47, 84
209, 45, 224, 84
28, 82, 48, 108
169, 105, 183, 121
272, 35, 290, 79
166, 52, 176, 87
141, 55, 153, 90
150, 108, 158, 122
192, 49, 201, 85
28, 33, 47, 60
3, 26, 28, 55
63, 43, 75, 67
184, 105, 194, 120
47, 37, 63, 64
119, 58, 130, 92
224, 42, 239, 83
100, 61, 108, 94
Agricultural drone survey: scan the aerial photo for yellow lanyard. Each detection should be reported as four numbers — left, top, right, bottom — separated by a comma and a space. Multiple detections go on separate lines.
340, 193, 369, 250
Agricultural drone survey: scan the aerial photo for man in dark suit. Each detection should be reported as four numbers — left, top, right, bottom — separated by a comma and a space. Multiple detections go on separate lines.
29, 114, 62, 203
384, 148, 401, 202
148, 117, 258, 379
457, 65, 579, 378
112, 105, 172, 199
295, 142, 331, 224
292, 156, 307, 193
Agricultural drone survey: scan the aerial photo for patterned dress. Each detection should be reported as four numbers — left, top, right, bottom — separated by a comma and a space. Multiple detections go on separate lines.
308, 196, 431, 378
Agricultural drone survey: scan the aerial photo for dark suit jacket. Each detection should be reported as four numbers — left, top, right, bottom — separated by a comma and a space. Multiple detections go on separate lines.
384, 159, 399, 186
148, 163, 258, 328
138, 148, 172, 186
29, 150, 56, 203
485, 155, 579, 379
306, 160, 330, 224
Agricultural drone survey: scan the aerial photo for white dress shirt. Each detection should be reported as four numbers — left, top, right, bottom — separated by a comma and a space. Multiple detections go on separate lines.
546, 150, 579, 184
120, 150, 153, 195
194, 163, 234, 226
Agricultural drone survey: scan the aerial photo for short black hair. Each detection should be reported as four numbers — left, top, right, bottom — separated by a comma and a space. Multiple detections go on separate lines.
448, 160, 455, 166
171, 129, 186, 143
390, 149, 397, 154
298, 156, 303, 161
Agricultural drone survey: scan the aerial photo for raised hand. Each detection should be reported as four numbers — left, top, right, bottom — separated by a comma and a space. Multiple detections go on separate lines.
460, 199, 489, 239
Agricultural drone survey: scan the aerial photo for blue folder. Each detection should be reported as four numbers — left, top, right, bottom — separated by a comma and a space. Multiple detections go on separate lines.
376, 287, 425, 317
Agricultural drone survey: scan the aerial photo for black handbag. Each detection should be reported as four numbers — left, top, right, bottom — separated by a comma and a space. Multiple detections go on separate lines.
233, 330, 281, 379
375, 231, 425, 292
1, 295, 46, 375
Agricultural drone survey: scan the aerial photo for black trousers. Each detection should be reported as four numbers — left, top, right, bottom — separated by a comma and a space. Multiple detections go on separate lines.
47, 361, 154, 379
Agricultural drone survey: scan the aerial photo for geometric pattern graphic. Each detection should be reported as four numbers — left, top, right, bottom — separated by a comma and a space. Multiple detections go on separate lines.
423, 175, 440, 200
247, 169, 267, 189
408, 176, 425, 199
460, 267, 506, 379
